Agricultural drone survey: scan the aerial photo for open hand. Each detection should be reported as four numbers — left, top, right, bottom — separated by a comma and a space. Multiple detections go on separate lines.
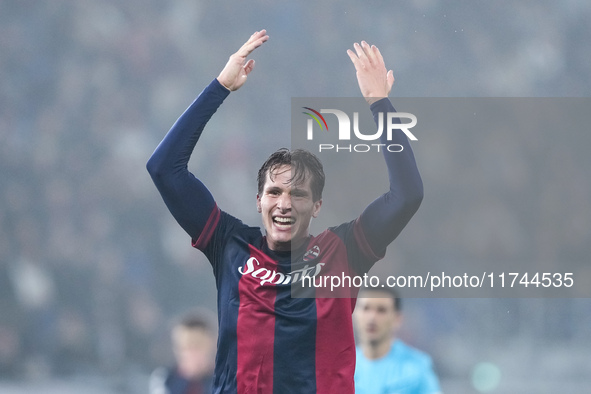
217, 30, 269, 91
347, 41, 394, 105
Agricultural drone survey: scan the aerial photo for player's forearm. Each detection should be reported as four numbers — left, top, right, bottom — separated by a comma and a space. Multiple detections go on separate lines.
147, 79, 230, 180
360, 98, 423, 251
371, 98, 423, 206
146, 79, 229, 239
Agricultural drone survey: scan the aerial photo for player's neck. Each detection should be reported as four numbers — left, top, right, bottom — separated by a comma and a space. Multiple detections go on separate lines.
363, 338, 393, 360
265, 236, 310, 254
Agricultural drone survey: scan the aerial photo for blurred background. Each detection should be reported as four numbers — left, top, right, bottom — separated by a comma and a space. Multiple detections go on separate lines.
1, 0, 590, 392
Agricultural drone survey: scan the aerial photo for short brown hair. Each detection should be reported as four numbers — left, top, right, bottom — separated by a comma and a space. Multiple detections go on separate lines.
257, 148, 325, 202
358, 286, 401, 312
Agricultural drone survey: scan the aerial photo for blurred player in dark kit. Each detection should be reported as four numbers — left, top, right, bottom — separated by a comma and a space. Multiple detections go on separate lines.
150, 312, 216, 394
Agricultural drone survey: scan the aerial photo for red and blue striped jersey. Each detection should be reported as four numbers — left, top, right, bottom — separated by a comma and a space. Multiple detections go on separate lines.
193, 206, 382, 393
147, 79, 423, 394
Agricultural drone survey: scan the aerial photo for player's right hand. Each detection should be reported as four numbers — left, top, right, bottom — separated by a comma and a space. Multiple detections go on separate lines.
217, 29, 269, 92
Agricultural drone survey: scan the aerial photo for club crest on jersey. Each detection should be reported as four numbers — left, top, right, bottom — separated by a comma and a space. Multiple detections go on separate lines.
303, 245, 320, 261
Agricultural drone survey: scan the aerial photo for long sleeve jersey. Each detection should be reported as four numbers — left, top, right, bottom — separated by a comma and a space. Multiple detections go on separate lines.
147, 79, 423, 394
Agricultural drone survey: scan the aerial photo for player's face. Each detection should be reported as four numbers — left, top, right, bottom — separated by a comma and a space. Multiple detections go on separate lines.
172, 327, 215, 379
354, 295, 401, 346
257, 165, 322, 252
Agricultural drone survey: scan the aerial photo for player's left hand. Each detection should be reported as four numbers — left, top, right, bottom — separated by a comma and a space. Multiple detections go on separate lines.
347, 41, 394, 105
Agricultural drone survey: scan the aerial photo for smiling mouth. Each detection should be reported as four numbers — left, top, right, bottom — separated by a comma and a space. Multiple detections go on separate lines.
273, 216, 295, 228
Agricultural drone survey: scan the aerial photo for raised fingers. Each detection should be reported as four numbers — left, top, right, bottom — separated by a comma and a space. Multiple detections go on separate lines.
361, 41, 377, 64
238, 29, 269, 57
243, 59, 255, 76
346, 48, 360, 68
353, 42, 370, 65
372, 44, 385, 67
350, 41, 384, 70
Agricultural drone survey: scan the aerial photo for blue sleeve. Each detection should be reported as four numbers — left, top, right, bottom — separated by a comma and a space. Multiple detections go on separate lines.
146, 79, 230, 242
419, 361, 442, 394
359, 98, 424, 257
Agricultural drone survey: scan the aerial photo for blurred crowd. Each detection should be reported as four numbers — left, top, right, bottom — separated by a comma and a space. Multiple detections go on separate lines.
1, 0, 590, 389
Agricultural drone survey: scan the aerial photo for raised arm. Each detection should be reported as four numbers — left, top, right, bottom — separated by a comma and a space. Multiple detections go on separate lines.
347, 41, 423, 255
147, 30, 268, 241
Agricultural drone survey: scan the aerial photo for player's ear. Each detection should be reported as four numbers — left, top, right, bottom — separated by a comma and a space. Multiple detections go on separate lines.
256, 194, 262, 213
312, 199, 322, 218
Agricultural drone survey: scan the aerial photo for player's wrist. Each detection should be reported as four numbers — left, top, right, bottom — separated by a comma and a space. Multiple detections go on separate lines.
216, 77, 232, 92
369, 97, 390, 113
365, 97, 386, 105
